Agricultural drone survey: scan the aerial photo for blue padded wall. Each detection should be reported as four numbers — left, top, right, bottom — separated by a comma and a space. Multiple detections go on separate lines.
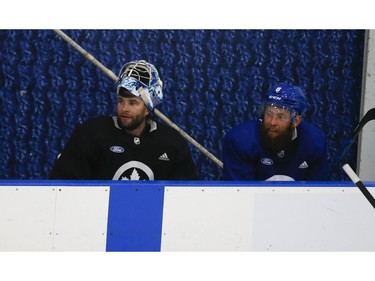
0, 30, 365, 180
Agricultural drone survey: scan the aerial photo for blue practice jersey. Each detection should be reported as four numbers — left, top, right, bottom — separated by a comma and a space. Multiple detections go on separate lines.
222, 119, 329, 181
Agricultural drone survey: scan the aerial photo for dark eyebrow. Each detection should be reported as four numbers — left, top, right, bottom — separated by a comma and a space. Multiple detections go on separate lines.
127, 97, 141, 102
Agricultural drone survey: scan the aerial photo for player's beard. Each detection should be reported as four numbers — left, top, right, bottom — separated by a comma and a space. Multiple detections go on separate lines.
260, 121, 293, 154
118, 114, 146, 132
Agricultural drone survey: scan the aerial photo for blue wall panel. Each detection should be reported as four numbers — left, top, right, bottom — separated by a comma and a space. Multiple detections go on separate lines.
106, 182, 164, 251
0, 30, 365, 181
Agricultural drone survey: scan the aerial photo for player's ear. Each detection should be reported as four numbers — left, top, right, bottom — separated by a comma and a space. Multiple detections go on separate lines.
144, 105, 150, 117
292, 114, 302, 128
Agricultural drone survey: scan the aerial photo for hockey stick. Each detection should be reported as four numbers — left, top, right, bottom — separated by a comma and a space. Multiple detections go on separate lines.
53, 29, 223, 169
342, 164, 375, 210
353, 107, 375, 137
337, 107, 375, 163
339, 108, 375, 210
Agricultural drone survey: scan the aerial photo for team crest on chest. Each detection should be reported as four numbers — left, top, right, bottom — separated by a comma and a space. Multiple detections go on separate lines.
112, 161, 154, 180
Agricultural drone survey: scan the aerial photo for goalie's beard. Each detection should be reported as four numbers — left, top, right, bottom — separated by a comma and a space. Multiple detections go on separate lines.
117, 113, 147, 132
259, 121, 293, 154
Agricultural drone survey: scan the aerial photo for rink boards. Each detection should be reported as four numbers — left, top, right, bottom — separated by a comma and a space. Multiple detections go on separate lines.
1, 180, 375, 251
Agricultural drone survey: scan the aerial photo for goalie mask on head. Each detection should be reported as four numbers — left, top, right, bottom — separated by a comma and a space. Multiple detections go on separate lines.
116, 60, 163, 110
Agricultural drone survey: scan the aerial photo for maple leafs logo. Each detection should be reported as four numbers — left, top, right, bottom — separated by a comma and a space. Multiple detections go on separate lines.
112, 161, 154, 180
122, 169, 141, 180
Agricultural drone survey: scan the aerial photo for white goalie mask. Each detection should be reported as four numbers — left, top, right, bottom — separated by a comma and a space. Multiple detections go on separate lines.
116, 60, 163, 110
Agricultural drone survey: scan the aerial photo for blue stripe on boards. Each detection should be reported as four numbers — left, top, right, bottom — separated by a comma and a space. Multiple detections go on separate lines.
106, 182, 165, 251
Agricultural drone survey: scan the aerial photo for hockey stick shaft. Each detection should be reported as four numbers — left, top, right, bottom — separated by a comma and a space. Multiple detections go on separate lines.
337, 138, 356, 164
335, 107, 375, 168
54, 29, 118, 81
53, 29, 223, 169
342, 164, 375, 210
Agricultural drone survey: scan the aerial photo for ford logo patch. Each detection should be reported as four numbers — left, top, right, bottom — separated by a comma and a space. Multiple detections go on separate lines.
110, 146, 125, 153
261, 158, 273, 165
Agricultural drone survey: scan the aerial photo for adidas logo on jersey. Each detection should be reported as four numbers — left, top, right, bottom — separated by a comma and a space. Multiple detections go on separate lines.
298, 161, 309, 168
158, 153, 170, 161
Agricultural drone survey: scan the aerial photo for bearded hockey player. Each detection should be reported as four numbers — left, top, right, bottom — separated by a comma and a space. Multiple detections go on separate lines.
222, 83, 329, 181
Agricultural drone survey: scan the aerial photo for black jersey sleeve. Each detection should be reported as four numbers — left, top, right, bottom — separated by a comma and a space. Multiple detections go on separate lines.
49, 122, 97, 179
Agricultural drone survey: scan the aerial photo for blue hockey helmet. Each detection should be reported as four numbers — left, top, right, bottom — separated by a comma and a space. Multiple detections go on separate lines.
116, 60, 163, 110
263, 83, 307, 116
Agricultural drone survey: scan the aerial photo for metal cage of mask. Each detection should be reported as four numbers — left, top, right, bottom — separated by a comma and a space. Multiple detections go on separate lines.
116, 60, 163, 110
